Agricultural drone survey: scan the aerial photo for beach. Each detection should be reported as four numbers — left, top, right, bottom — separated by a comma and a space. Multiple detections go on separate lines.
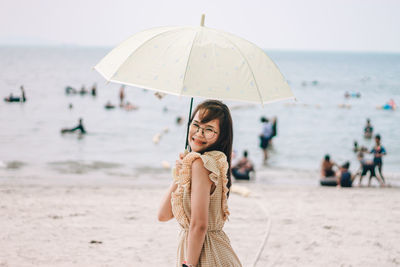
1, 170, 399, 267
1, 47, 399, 267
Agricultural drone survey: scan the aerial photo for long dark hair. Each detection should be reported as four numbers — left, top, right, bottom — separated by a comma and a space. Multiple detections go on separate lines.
189, 100, 233, 196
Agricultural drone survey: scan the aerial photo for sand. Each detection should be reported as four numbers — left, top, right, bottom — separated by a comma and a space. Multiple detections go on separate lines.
1, 173, 400, 267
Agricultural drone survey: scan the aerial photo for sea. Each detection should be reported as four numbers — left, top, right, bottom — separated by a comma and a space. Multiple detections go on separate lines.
0, 46, 399, 184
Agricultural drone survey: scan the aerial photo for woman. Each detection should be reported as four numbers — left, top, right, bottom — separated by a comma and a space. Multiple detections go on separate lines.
158, 100, 242, 267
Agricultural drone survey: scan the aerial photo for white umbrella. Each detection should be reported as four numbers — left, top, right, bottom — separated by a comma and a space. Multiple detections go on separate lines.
94, 15, 294, 105
94, 15, 294, 148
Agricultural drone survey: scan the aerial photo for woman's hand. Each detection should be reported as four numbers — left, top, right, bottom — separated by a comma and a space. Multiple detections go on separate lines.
175, 151, 188, 176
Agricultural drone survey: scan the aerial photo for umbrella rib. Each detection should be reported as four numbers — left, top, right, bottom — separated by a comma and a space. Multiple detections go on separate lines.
179, 29, 200, 96
216, 32, 265, 106
108, 27, 192, 82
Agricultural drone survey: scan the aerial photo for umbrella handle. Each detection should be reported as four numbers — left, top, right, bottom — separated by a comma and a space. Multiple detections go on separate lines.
184, 97, 194, 151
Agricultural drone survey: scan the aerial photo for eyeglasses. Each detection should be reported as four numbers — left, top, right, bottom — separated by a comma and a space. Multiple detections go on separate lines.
190, 122, 218, 140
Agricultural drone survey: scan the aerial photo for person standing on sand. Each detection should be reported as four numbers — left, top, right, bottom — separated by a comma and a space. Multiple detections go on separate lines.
158, 100, 242, 267
355, 152, 384, 187
371, 134, 386, 183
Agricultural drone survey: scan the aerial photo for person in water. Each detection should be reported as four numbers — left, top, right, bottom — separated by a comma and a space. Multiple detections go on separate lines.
353, 141, 359, 152
364, 118, 373, 139
79, 85, 88, 95
232, 150, 255, 180
158, 100, 242, 267
379, 99, 396, 110
336, 162, 354, 188
20, 86, 26, 102
4, 86, 26, 102
321, 154, 338, 178
61, 118, 86, 134
371, 134, 386, 183
269, 116, 278, 145
65, 86, 77, 94
105, 101, 116, 109
259, 116, 273, 164
119, 85, 125, 106
91, 83, 97, 96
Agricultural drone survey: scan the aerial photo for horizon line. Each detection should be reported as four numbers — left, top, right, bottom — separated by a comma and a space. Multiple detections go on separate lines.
0, 43, 399, 55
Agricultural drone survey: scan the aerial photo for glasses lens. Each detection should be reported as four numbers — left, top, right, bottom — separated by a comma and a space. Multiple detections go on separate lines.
204, 128, 215, 139
190, 123, 199, 132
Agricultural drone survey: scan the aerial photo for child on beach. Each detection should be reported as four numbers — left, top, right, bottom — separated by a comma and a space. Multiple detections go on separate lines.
158, 100, 242, 267
355, 152, 384, 187
336, 162, 355, 187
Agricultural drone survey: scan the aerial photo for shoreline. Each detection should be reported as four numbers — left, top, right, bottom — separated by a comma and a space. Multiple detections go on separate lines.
1, 163, 400, 188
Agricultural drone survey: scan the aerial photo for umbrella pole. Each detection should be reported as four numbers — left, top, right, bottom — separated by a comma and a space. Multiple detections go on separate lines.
184, 97, 194, 151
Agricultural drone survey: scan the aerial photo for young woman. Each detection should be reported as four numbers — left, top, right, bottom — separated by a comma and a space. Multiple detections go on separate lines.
158, 100, 242, 267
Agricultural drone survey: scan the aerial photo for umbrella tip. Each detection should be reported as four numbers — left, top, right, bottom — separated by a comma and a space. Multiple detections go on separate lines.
201, 14, 205, 27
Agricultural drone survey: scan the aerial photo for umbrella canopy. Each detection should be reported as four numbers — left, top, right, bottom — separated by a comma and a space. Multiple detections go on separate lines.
94, 18, 294, 105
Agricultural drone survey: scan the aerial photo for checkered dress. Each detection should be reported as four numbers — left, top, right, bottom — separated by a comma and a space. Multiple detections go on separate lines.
171, 151, 242, 267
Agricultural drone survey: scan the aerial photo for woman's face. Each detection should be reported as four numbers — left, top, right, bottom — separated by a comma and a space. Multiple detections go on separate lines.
189, 110, 220, 153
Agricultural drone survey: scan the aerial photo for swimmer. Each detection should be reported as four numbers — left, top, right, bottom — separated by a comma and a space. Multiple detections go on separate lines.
119, 85, 125, 106
65, 86, 77, 94
79, 85, 88, 95
364, 118, 373, 139
353, 141, 359, 152
91, 83, 97, 96
123, 102, 138, 111
344, 91, 361, 98
154, 92, 166, 100
61, 118, 86, 134
4, 86, 27, 102
176, 116, 184, 125
105, 101, 116, 109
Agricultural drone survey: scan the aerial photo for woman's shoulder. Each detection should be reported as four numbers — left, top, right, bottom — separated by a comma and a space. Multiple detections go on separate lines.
182, 150, 227, 176
203, 150, 227, 162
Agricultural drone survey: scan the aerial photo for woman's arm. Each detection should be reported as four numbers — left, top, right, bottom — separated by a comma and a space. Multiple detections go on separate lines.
158, 152, 186, 222
157, 182, 178, 222
186, 158, 213, 265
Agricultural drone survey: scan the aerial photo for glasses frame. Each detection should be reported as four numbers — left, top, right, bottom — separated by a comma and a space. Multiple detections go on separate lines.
190, 122, 218, 140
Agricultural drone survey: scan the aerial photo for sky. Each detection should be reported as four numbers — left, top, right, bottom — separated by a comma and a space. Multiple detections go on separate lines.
0, 0, 399, 52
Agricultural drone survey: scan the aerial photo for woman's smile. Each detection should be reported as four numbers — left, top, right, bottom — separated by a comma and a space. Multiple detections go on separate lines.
188, 110, 220, 152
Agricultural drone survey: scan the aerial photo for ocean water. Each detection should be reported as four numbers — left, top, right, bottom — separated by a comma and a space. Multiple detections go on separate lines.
0, 46, 399, 182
